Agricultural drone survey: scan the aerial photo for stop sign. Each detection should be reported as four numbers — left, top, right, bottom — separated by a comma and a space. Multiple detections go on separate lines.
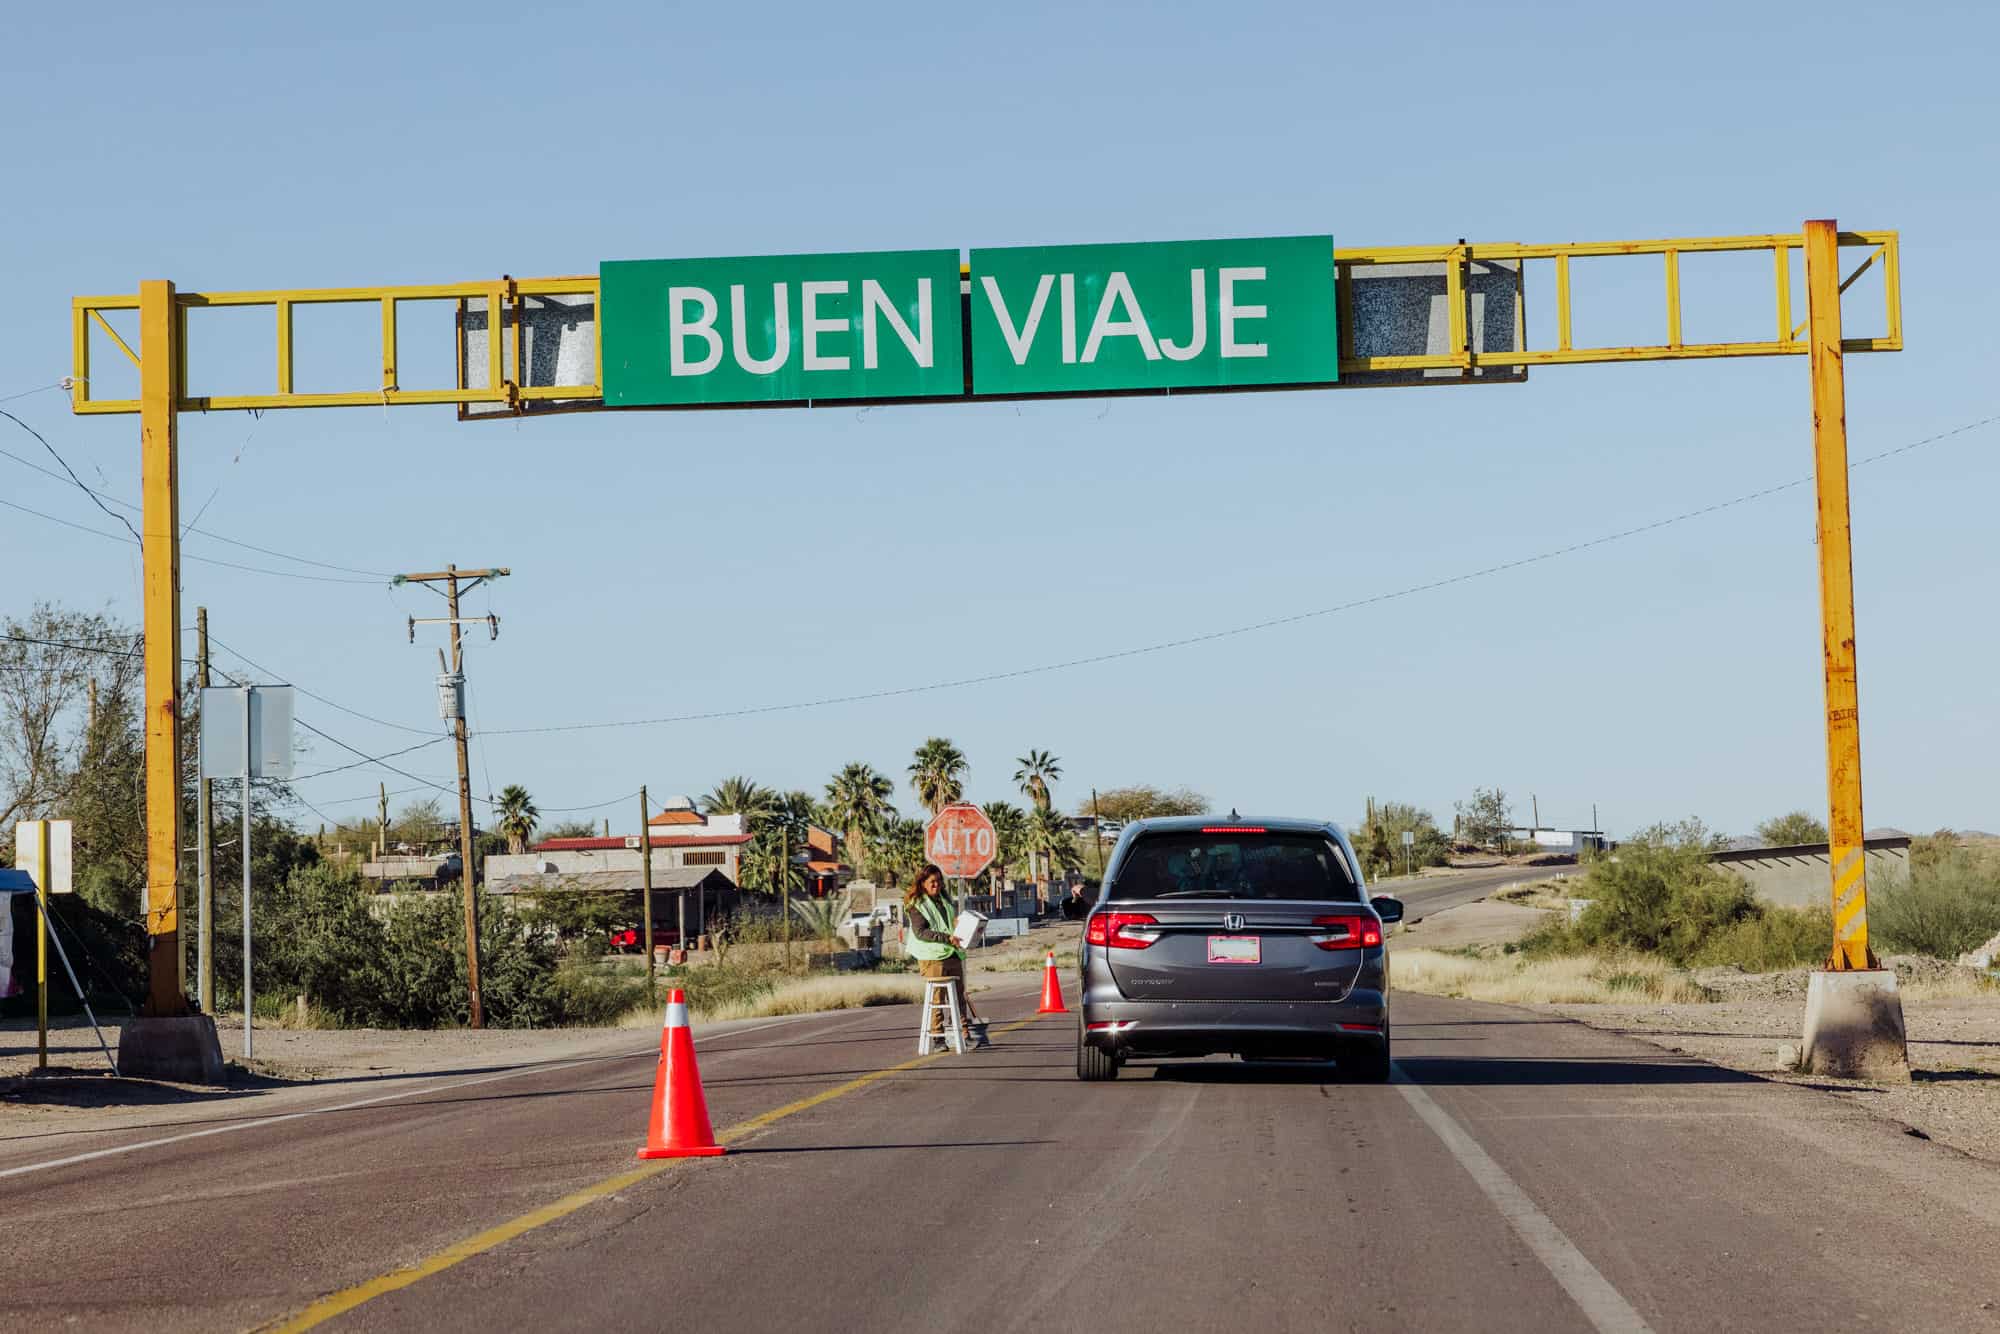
924, 803, 997, 880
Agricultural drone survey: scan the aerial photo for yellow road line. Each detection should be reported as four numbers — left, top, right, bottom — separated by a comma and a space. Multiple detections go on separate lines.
264, 1014, 1049, 1332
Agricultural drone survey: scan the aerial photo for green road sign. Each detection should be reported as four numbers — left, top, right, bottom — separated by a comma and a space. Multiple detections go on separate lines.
968, 235, 1337, 396
601, 249, 965, 406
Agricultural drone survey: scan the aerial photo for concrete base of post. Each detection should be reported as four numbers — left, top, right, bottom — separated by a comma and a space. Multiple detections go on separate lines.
1800, 969, 1910, 1081
117, 1014, 227, 1084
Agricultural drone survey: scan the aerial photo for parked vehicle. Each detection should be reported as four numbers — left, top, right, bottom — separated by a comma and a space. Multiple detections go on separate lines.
1076, 816, 1402, 1082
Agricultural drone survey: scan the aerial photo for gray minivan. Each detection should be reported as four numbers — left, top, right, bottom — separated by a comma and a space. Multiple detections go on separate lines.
1076, 816, 1400, 1081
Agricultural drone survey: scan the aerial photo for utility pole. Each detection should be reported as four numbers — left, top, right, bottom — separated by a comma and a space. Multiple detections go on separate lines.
780, 822, 792, 964
196, 608, 215, 1014
378, 783, 388, 858
1531, 794, 1540, 836
639, 786, 655, 997
394, 564, 508, 1029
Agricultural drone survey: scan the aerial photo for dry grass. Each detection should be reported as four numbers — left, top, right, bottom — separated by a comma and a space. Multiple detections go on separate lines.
617, 974, 926, 1026
1391, 947, 1715, 1004
986, 946, 1079, 972
1903, 972, 2000, 1002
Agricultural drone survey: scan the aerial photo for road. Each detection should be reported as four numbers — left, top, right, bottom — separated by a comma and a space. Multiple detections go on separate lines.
1393, 860, 1571, 920
7, 945, 2000, 1333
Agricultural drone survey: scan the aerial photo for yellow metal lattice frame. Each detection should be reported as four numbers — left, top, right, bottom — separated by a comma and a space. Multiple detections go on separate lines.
68, 230, 1900, 416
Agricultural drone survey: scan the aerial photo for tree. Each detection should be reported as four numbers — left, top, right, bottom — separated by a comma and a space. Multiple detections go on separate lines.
393, 798, 449, 849
867, 817, 928, 887
981, 800, 1029, 884
1354, 797, 1451, 877
1027, 806, 1080, 908
740, 834, 806, 899
541, 818, 599, 841
823, 762, 895, 868
1756, 810, 1829, 847
1083, 785, 1209, 824
701, 776, 777, 828
0, 604, 143, 844
1013, 750, 1062, 813
1453, 787, 1511, 849
908, 738, 967, 816
496, 784, 539, 855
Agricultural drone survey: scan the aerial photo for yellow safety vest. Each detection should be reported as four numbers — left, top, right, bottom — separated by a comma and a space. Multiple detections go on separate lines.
906, 892, 960, 962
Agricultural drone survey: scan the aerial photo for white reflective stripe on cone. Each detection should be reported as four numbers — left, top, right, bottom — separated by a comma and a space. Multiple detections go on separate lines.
665, 1001, 690, 1029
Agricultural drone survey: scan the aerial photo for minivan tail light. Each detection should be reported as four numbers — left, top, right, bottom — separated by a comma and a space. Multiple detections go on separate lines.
1309, 914, 1382, 949
1086, 912, 1160, 949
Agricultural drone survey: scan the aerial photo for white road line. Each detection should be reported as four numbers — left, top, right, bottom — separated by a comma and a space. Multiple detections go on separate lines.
1393, 1066, 1655, 1334
0, 1008, 846, 1182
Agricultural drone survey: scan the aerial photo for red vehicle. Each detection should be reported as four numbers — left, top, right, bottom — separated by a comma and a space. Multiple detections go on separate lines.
608, 926, 683, 953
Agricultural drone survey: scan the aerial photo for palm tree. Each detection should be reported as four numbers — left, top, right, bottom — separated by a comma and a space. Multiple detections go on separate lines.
495, 784, 538, 855
742, 833, 807, 898
701, 776, 777, 829
823, 762, 895, 868
869, 817, 928, 887
1013, 750, 1062, 813
981, 800, 1029, 891
908, 737, 968, 816
1027, 805, 1080, 910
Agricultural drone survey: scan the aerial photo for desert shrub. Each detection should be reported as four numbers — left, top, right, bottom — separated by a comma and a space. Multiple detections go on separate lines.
1871, 848, 2000, 959
549, 957, 654, 1027
1692, 907, 1831, 971
1524, 818, 1761, 965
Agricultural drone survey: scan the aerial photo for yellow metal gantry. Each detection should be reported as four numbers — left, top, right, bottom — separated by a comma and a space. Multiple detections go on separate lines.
74, 223, 1897, 1017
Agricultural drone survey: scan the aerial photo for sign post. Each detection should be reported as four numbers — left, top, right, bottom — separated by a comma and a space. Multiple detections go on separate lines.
15, 819, 73, 1067
1402, 829, 1414, 877
200, 684, 294, 1062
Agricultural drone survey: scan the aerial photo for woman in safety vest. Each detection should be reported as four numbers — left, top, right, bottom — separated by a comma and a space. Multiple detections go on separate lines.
906, 862, 988, 1048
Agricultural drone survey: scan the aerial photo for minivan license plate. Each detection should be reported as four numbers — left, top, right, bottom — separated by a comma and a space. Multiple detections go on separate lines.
1207, 935, 1260, 964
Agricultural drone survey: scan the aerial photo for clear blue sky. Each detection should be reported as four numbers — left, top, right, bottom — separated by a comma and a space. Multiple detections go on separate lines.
5, 0, 1996, 839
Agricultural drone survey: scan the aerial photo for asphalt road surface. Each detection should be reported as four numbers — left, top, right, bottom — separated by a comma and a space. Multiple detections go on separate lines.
7, 956, 2000, 1332
1394, 859, 1572, 920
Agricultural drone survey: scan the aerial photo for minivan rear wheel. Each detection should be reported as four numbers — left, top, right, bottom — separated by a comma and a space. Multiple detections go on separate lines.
1344, 1029, 1392, 1083
1076, 1028, 1119, 1081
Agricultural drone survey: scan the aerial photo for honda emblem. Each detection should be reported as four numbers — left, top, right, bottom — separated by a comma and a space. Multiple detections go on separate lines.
1222, 913, 1246, 931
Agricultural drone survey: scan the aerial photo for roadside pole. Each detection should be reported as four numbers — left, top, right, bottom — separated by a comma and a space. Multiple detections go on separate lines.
780, 823, 792, 965
241, 684, 254, 1061
1798, 216, 1908, 1078
639, 786, 655, 997
36, 819, 48, 1067
395, 564, 508, 1028
196, 607, 214, 1014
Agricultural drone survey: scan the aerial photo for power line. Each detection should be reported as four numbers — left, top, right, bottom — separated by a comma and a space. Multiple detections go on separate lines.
288, 736, 453, 782
0, 422, 392, 579
0, 490, 383, 584
204, 633, 437, 735
0, 406, 144, 545
481, 411, 2000, 738
0, 381, 65, 406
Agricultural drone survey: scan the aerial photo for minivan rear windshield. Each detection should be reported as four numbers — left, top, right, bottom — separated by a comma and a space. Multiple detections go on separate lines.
1109, 832, 1360, 902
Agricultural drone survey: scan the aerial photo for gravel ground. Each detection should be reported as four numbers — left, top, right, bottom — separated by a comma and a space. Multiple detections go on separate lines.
1545, 997, 2000, 1164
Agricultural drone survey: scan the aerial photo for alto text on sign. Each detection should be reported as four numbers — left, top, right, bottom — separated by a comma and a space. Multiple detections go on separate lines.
600, 249, 965, 406
968, 235, 1338, 396
925, 803, 997, 880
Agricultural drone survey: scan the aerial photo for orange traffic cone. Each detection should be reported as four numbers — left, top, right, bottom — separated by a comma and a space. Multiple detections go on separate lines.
1037, 951, 1069, 1014
637, 989, 727, 1159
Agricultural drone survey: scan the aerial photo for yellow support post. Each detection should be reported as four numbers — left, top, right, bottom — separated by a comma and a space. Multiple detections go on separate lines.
139, 278, 188, 1016
1804, 220, 1870, 972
